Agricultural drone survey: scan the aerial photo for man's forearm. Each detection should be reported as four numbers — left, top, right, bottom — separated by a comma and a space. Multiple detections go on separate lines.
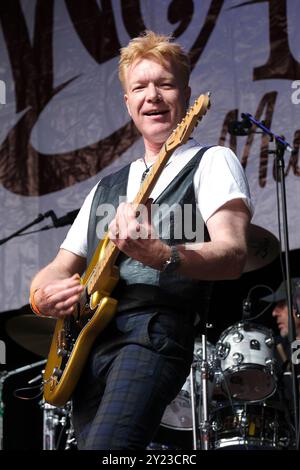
176, 240, 247, 281
30, 262, 74, 294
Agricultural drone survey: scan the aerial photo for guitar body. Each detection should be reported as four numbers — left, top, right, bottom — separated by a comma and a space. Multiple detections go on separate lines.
43, 93, 211, 407
43, 238, 119, 407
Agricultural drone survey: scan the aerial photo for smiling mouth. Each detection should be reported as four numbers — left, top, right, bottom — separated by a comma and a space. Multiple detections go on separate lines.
144, 110, 169, 116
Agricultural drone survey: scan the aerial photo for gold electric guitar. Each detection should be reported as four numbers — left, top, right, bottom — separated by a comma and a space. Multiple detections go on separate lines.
43, 92, 211, 407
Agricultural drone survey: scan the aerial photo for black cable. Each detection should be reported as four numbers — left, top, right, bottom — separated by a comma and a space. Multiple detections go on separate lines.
242, 284, 274, 322
13, 383, 43, 401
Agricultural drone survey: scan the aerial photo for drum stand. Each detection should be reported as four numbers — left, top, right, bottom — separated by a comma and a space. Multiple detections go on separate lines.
65, 418, 76, 450
42, 402, 59, 450
41, 400, 75, 450
190, 332, 212, 450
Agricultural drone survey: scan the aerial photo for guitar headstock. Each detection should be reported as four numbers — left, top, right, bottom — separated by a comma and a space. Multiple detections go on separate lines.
165, 92, 211, 152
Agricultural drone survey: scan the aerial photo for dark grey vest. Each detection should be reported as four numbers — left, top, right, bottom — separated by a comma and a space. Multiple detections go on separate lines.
87, 147, 213, 312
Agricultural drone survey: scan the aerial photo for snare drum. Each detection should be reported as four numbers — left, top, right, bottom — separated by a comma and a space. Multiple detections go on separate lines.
216, 322, 277, 402
211, 402, 291, 449
160, 339, 215, 431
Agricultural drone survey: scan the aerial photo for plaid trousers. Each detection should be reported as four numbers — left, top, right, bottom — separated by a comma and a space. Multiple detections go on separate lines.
72, 307, 195, 450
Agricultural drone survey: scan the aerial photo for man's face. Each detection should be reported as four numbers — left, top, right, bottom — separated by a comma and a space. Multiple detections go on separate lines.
272, 300, 300, 337
124, 57, 191, 150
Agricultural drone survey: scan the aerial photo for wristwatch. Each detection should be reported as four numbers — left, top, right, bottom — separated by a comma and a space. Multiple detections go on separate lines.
162, 245, 181, 273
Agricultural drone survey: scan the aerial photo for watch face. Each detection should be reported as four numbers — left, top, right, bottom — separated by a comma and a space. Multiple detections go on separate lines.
163, 246, 181, 273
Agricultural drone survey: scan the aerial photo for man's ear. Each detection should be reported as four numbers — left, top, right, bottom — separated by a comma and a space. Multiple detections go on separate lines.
124, 94, 132, 117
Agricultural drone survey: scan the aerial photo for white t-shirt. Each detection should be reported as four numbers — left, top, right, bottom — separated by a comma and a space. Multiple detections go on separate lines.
60, 139, 253, 258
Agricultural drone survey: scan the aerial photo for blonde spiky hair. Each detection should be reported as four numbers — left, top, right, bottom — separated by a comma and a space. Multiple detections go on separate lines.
118, 30, 190, 90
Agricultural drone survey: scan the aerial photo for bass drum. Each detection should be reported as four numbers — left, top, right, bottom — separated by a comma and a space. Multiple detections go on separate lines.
211, 402, 292, 450
160, 338, 216, 431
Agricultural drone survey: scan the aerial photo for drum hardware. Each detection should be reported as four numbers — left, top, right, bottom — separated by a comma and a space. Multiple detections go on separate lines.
146, 442, 182, 450
197, 332, 213, 450
160, 336, 216, 436
0, 360, 46, 450
40, 400, 75, 450
42, 402, 59, 450
159, 329, 216, 450
65, 417, 76, 450
190, 361, 200, 450
210, 401, 292, 449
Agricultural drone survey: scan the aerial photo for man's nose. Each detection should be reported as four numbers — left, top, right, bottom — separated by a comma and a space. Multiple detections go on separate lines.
272, 307, 279, 317
146, 84, 161, 102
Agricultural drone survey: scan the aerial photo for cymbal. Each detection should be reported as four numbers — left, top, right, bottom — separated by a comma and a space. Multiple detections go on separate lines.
244, 224, 279, 272
6, 314, 55, 358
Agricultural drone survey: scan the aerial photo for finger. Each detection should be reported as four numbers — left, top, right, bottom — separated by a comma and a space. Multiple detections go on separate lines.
144, 198, 153, 224
127, 220, 146, 240
44, 278, 81, 299
63, 274, 82, 287
54, 293, 81, 312
118, 204, 139, 239
116, 202, 135, 223
39, 286, 82, 314
49, 284, 83, 305
57, 307, 76, 318
108, 219, 120, 239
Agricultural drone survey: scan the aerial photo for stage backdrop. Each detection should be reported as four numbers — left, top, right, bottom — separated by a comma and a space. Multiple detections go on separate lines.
0, 0, 300, 312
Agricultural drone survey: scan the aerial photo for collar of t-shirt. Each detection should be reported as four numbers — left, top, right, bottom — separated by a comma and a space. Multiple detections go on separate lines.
126, 138, 202, 203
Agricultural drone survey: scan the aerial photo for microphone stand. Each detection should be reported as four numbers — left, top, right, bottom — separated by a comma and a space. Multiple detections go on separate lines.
242, 113, 299, 449
0, 212, 56, 245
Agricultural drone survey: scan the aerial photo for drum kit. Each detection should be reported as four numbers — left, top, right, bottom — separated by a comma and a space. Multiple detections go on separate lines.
151, 323, 294, 450
0, 224, 296, 450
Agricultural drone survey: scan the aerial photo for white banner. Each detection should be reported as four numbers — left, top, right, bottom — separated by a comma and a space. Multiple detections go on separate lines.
0, 0, 299, 311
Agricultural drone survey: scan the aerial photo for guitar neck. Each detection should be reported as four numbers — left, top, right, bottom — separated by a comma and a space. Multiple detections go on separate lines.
86, 237, 118, 295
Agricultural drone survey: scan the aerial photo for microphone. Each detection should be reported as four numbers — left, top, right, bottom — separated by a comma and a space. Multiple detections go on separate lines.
228, 116, 253, 136
44, 209, 80, 228
52, 209, 80, 227
44, 210, 58, 224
